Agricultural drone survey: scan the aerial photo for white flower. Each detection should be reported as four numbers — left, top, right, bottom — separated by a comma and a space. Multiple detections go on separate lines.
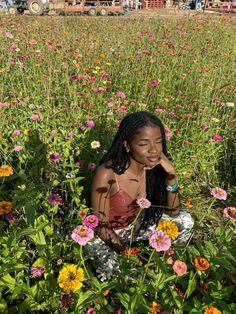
91, 141, 101, 149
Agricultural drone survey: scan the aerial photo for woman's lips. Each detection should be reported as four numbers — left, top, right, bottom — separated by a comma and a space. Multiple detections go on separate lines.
147, 156, 160, 162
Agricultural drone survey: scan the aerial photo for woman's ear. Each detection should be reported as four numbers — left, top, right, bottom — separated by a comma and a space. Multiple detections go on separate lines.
123, 141, 130, 153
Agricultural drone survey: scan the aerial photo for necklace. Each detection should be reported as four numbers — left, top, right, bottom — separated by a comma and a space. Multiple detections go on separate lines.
125, 168, 145, 181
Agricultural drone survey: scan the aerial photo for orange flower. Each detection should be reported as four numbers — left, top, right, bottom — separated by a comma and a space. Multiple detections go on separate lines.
148, 301, 161, 314
121, 247, 140, 257
204, 306, 222, 314
0, 201, 13, 215
129, 55, 135, 61
102, 290, 109, 296
184, 198, 193, 208
194, 257, 209, 271
0, 165, 13, 177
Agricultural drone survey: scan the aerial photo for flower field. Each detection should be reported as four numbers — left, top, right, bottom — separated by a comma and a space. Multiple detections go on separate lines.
0, 12, 236, 314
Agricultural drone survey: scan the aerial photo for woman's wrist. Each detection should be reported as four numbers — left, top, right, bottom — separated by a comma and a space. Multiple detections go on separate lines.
166, 172, 178, 184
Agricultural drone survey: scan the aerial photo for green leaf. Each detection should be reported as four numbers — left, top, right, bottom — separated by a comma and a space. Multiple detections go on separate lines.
0, 274, 16, 290
185, 271, 197, 298
76, 290, 95, 309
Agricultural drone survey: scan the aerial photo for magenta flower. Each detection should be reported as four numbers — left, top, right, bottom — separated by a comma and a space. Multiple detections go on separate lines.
223, 207, 236, 221
84, 215, 99, 228
30, 266, 45, 277
150, 80, 159, 87
71, 75, 78, 81
5, 212, 20, 225
30, 114, 41, 121
11, 130, 21, 137
116, 91, 126, 99
5, 32, 14, 39
14, 145, 23, 152
149, 230, 171, 252
86, 308, 96, 314
173, 260, 187, 276
212, 134, 223, 142
200, 124, 209, 131
136, 198, 151, 209
86, 120, 95, 128
48, 193, 63, 206
71, 225, 94, 245
87, 163, 96, 170
59, 293, 74, 309
50, 152, 61, 162
10, 44, 19, 52
165, 128, 172, 140
210, 187, 227, 200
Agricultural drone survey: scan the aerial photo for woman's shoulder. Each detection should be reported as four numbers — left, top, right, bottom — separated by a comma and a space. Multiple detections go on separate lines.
93, 163, 115, 183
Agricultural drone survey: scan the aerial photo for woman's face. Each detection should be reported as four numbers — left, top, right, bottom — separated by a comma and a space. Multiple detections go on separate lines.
128, 126, 163, 168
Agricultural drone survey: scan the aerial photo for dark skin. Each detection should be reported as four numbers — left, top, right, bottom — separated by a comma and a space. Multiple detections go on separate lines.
91, 126, 180, 254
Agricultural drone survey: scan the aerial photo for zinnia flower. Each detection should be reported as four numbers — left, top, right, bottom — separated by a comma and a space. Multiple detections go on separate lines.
136, 197, 151, 209
71, 225, 94, 245
88, 163, 96, 170
0, 165, 13, 177
210, 187, 227, 200
59, 293, 74, 309
30, 114, 41, 121
48, 193, 63, 206
148, 301, 161, 314
11, 130, 21, 137
84, 214, 99, 228
14, 145, 23, 152
30, 265, 45, 277
91, 141, 100, 149
5, 212, 20, 225
194, 257, 209, 271
173, 260, 187, 276
150, 80, 159, 87
50, 152, 61, 162
86, 307, 96, 314
149, 230, 171, 252
204, 306, 222, 314
165, 128, 172, 140
212, 134, 223, 142
86, 120, 95, 127
157, 220, 179, 240
116, 91, 126, 98
58, 264, 84, 293
0, 201, 13, 215
223, 207, 236, 221
121, 247, 140, 257
5, 32, 14, 39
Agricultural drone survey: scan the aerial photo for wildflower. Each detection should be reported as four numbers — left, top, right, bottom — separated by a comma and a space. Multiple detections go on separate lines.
71, 75, 78, 81
86, 120, 95, 128
48, 193, 63, 206
173, 260, 187, 276
0, 201, 13, 215
116, 91, 126, 99
11, 130, 21, 137
30, 265, 45, 277
203, 306, 222, 314
136, 197, 151, 209
150, 80, 159, 87
148, 301, 161, 314
165, 128, 172, 140
102, 290, 109, 296
5, 212, 20, 225
121, 247, 140, 256
14, 145, 23, 152
166, 257, 174, 265
59, 293, 74, 309
5, 32, 14, 39
212, 134, 223, 142
149, 230, 171, 252
58, 264, 84, 293
84, 214, 99, 228
0, 165, 13, 177
71, 225, 94, 245
88, 163, 96, 170
223, 207, 236, 221
91, 141, 100, 149
75, 161, 83, 168
86, 308, 96, 314
184, 198, 193, 208
157, 220, 179, 240
50, 152, 61, 162
194, 257, 210, 270
211, 117, 219, 123
30, 114, 41, 121
77, 208, 89, 220
210, 187, 227, 200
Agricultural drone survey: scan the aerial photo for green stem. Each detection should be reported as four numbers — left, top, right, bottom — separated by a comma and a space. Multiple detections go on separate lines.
79, 245, 90, 279
129, 207, 143, 248
141, 249, 155, 285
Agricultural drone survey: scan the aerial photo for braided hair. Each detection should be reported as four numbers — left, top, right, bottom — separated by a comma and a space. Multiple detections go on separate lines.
100, 111, 168, 227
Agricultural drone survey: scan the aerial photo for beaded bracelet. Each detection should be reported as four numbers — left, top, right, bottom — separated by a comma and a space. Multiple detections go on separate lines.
166, 180, 179, 192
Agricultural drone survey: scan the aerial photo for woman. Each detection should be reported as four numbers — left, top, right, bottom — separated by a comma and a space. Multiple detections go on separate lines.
87, 111, 194, 280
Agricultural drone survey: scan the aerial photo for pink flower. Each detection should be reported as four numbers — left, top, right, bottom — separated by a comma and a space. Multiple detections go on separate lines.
173, 260, 187, 276
165, 128, 172, 140
116, 91, 126, 99
166, 257, 174, 265
5, 212, 20, 225
168, 112, 176, 118
10, 44, 19, 52
149, 230, 171, 252
223, 207, 236, 221
6, 32, 14, 39
100, 72, 109, 78
29, 38, 37, 45
75, 161, 83, 168
30, 266, 45, 277
148, 33, 155, 39
150, 80, 159, 87
71, 75, 78, 81
48, 193, 63, 205
84, 215, 99, 228
210, 187, 227, 200
0, 103, 7, 109
201, 124, 209, 131
136, 198, 151, 209
59, 293, 74, 309
71, 225, 94, 245
50, 152, 61, 162
183, 140, 190, 145
212, 134, 223, 142
11, 130, 21, 137
87, 163, 96, 170
30, 114, 41, 121
14, 145, 23, 152
67, 131, 74, 137
86, 307, 96, 314
117, 105, 126, 113
86, 120, 95, 128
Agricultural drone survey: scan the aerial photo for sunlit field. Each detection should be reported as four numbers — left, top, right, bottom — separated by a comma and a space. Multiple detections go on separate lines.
0, 12, 235, 313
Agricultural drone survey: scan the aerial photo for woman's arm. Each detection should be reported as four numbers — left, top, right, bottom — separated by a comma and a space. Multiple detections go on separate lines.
91, 166, 128, 253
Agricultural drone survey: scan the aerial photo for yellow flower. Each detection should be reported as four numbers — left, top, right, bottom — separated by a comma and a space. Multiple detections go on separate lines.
0, 201, 13, 215
157, 220, 179, 240
0, 165, 13, 177
211, 117, 219, 123
58, 264, 84, 293
148, 301, 161, 314
204, 306, 222, 314
91, 141, 101, 149
23, 129, 29, 135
